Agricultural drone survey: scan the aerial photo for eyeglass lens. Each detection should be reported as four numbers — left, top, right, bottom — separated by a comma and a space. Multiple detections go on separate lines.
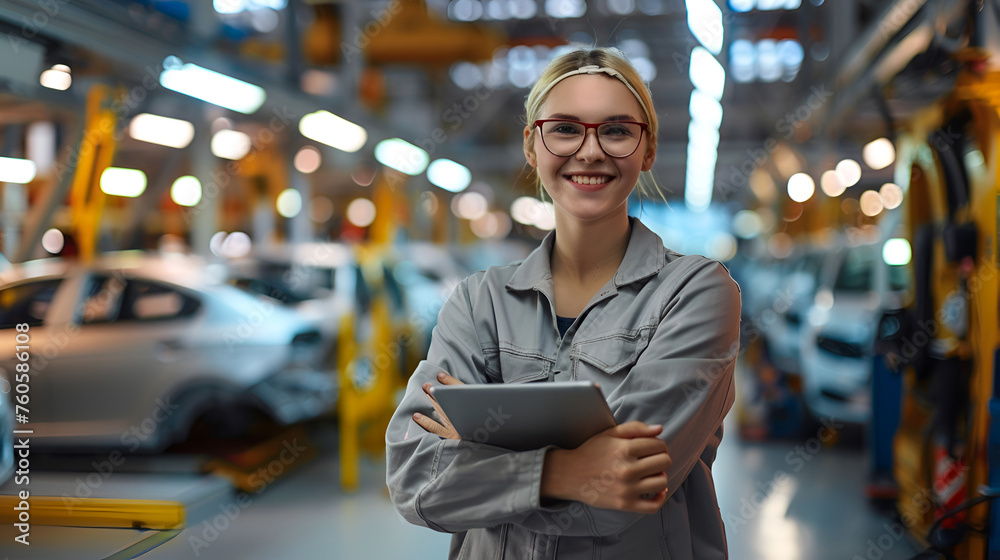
539, 121, 643, 157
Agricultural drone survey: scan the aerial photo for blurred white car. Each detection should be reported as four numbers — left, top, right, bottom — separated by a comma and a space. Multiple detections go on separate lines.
0, 253, 335, 450
764, 250, 825, 374
227, 242, 356, 352
799, 239, 909, 424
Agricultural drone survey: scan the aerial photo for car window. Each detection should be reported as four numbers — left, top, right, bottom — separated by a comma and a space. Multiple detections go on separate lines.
833, 247, 873, 292
0, 279, 62, 328
119, 280, 200, 322
80, 274, 127, 324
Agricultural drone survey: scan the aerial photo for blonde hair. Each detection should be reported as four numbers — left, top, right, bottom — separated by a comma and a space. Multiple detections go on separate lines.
523, 47, 664, 203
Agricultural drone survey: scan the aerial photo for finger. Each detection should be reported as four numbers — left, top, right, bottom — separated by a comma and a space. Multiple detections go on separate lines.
609, 421, 663, 439
634, 472, 669, 495
630, 454, 672, 478
413, 412, 448, 437
626, 437, 669, 458
422, 383, 456, 433
436, 372, 465, 385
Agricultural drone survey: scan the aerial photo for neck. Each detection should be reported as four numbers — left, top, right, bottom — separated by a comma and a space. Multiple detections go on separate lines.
550, 213, 631, 285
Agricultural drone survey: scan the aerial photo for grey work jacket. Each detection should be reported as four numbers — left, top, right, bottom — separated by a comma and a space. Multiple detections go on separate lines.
386, 218, 740, 559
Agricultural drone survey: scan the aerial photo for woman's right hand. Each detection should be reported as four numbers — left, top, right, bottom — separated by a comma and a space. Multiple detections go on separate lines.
540, 421, 671, 514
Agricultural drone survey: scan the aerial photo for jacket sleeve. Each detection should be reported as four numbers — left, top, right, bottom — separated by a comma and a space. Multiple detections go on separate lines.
386, 276, 557, 533
520, 259, 741, 537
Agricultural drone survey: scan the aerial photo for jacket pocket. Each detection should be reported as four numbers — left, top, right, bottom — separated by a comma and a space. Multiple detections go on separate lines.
457, 527, 506, 560
572, 327, 653, 378
498, 343, 552, 384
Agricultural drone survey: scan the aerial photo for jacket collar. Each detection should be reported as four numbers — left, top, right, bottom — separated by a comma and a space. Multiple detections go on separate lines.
506, 217, 665, 292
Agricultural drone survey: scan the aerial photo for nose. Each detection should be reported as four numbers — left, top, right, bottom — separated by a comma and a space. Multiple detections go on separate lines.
576, 128, 606, 162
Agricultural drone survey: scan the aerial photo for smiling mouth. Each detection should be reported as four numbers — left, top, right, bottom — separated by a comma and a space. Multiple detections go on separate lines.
567, 175, 613, 185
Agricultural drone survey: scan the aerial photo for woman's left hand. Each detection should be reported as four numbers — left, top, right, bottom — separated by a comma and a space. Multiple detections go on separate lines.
413, 372, 464, 439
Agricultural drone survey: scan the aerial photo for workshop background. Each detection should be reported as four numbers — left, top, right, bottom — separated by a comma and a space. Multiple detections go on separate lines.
0, 0, 997, 558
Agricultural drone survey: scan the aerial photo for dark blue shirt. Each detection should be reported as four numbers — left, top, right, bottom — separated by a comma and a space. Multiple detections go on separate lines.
556, 315, 575, 337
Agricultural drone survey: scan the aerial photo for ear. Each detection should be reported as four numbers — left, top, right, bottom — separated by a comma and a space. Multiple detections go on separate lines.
523, 125, 537, 168
641, 141, 656, 172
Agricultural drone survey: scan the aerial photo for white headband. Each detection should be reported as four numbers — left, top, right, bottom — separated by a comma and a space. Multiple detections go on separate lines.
535, 65, 651, 123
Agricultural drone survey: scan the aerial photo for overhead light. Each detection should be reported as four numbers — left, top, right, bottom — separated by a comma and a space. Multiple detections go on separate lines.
510, 196, 555, 229
451, 192, 488, 220
220, 231, 252, 258
686, 0, 724, 55
689, 89, 723, 128
835, 159, 862, 187
0, 157, 37, 184
276, 188, 302, 218
41, 228, 64, 254
211, 129, 252, 160
129, 113, 195, 149
375, 139, 428, 176
820, 170, 846, 197
862, 138, 895, 170
293, 146, 322, 174
309, 197, 334, 223
689, 47, 726, 101
346, 198, 376, 227
749, 168, 776, 203
299, 111, 367, 153
159, 57, 266, 114
427, 159, 472, 192
687, 142, 718, 168
787, 172, 814, 202
100, 167, 147, 198
688, 120, 720, 151
879, 182, 903, 209
883, 238, 911, 266
684, 163, 714, 212
215, 0, 288, 14
39, 64, 71, 91
171, 176, 202, 207
732, 210, 763, 239
859, 190, 883, 216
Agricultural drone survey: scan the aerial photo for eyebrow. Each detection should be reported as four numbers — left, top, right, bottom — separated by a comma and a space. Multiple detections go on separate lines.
546, 113, 639, 122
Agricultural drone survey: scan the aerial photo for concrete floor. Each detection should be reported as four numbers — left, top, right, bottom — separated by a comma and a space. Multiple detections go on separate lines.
136, 418, 921, 560
0, 406, 924, 560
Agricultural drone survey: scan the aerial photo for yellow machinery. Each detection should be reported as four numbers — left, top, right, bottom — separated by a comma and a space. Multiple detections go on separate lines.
890, 62, 1000, 557
69, 84, 120, 263
336, 242, 418, 492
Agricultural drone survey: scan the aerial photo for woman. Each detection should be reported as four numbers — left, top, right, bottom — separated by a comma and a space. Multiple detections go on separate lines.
386, 47, 740, 559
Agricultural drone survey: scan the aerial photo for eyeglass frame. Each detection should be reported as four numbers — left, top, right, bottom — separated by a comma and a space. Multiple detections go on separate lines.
533, 119, 649, 158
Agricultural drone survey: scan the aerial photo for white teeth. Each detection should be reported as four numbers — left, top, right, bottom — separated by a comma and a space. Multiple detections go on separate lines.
569, 175, 611, 185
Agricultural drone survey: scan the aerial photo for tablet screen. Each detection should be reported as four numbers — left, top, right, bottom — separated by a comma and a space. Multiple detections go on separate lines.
430, 381, 616, 451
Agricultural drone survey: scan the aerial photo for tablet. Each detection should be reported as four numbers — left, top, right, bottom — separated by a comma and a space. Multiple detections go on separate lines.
430, 381, 617, 451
